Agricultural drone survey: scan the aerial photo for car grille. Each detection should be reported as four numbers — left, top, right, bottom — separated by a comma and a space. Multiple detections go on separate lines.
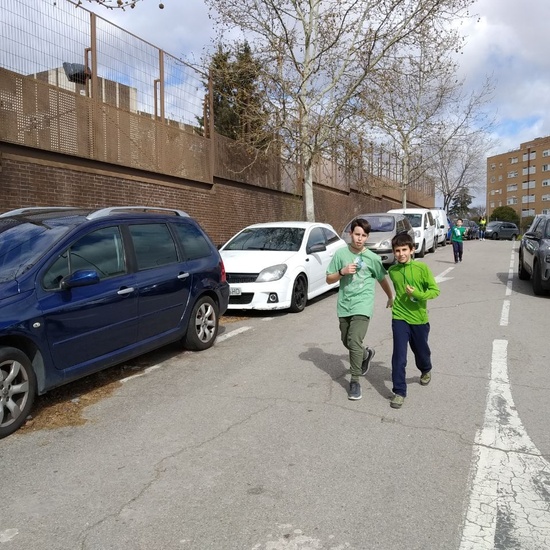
227, 273, 258, 283
229, 293, 254, 305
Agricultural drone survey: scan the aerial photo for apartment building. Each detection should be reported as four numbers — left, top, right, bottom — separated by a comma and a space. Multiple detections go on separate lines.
487, 136, 550, 220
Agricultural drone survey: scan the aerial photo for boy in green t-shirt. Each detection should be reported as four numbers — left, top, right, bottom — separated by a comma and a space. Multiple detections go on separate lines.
326, 218, 394, 401
451, 218, 467, 263
387, 233, 440, 409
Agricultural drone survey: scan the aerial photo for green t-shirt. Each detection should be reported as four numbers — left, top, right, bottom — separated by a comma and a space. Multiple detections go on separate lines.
327, 246, 387, 318
388, 260, 440, 325
451, 225, 467, 242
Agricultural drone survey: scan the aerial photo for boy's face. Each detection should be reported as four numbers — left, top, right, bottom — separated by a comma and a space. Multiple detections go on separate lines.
456, 220, 463, 227
393, 244, 414, 264
349, 226, 368, 250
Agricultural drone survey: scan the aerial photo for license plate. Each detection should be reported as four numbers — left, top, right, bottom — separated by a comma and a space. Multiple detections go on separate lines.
230, 287, 242, 296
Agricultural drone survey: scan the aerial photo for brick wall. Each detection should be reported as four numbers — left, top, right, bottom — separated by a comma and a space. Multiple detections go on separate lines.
0, 143, 415, 245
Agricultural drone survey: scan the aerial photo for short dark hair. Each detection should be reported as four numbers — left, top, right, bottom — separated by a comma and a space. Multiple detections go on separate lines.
391, 232, 415, 250
350, 218, 371, 235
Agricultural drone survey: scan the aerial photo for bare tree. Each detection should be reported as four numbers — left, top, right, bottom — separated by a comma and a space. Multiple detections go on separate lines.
74, 0, 165, 9
204, 0, 477, 221
356, 41, 494, 209
431, 130, 494, 213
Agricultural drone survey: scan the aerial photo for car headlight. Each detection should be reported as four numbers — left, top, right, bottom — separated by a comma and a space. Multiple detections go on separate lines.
257, 264, 287, 282
380, 239, 391, 248
414, 230, 420, 238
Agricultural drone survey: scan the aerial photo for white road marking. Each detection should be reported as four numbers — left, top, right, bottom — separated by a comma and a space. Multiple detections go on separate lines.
217, 326, 252, 342
459, 340, 550, 549
499, 300, 510, 327
0, 529, 19, 542
435, 267, 454, 283
120, 364, 162, 383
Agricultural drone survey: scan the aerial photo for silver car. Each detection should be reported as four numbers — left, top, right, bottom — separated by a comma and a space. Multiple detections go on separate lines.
485, 221, 519, 240
341, 213, 415, 266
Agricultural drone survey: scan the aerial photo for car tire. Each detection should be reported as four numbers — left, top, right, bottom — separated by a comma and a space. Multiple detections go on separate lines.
532, 261, 547, 296
417, 241, 426, 258
289, 275, 308, 313
492, 233, 498, 240
518, 252, 530, 280
0, 347, 37, 439
183, 296, 219, 351
429, 239, 436, 254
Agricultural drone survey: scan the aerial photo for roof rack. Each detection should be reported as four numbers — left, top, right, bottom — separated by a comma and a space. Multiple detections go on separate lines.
87, 206, 189, 219
0, 207, 78, 218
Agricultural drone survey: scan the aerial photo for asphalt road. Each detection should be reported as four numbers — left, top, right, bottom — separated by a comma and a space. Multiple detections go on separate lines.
1, 239, 549, 550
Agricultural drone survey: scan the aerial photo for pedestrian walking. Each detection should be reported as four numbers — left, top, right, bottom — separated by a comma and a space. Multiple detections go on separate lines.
451, 219, 467, 263
479, 215, 487, 240
326, 218, 393, 401
387, 233, 440, 409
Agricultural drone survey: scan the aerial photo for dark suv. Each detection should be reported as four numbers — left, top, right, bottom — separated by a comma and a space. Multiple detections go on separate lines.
518, 214, 550, 295
0, 206, 229, 438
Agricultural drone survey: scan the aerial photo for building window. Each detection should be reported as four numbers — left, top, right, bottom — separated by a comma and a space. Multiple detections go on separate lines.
510, 156, 518, 164
542, 194, 550, 202
543, 209, 550, 215
523, 151, 536, 161
507, 170, 518, 178
543, 164, 550, 172
490, 201, 495, 208
522, 195, 535, 204
543, 150, 550, 157
543, 179, 550, 187
507, 184, 518, 192
522, 208, 535, 217
522, 166, 536, 175
490, 176, 496, 183
498, 175, 503, 181
507, 197, 518, 205
522, 180, 536, 190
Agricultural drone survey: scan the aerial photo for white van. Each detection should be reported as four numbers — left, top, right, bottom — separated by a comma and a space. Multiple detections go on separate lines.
387, 208, 436, 257
430, 208, 450, 247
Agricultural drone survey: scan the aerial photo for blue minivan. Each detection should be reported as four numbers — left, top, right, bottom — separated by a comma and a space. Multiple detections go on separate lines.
0, 206, 229, 438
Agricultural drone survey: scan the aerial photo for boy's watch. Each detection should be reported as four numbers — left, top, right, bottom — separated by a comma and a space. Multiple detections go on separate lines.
338, 268, 344, 276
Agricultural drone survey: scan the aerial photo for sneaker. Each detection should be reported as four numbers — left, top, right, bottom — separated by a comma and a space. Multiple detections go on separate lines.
361, 347, 376, 375
390, 394, 405, 409
348, 381, 362, 400
420, 371, 432, 386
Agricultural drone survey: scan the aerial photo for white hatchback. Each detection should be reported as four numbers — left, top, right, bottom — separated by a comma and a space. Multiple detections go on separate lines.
219, 221, 346, 312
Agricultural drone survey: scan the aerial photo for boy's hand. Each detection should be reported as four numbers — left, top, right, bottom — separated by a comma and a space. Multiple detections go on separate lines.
386, 297, 393, 309
342, 263, 356, 275
405, 284, 415, 296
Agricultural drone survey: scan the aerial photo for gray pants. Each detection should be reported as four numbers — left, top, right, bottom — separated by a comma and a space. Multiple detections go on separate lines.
339, 315, 370, 381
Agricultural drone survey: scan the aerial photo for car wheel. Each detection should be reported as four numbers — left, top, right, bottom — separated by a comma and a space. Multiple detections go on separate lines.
289, 275, 308, 313
0, 347, 36, 439
492, 233, 498, 240
183, 296, 219, 351
518, 252, 530, 280
417, 241, 426, 258
532, 261, 547, 296
429, 239, 436, 253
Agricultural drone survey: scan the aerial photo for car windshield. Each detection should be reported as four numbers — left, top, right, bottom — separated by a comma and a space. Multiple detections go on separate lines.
224, 227, 305, 251
344, 216, 395, 233
404, 214, 422, 228
0, 222, 70, 282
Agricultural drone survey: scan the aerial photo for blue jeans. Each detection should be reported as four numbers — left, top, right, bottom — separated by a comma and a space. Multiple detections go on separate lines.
391, 319, 432, 397
452, 241, 463, 262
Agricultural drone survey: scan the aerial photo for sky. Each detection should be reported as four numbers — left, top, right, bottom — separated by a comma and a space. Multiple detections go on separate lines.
80, 0, 550, 206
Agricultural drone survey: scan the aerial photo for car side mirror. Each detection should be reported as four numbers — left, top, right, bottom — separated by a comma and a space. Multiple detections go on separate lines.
60, 269, 100, 290
307, 243, 326, 254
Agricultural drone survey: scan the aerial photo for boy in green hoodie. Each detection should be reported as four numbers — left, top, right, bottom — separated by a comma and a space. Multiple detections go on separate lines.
387, 233, 440, 409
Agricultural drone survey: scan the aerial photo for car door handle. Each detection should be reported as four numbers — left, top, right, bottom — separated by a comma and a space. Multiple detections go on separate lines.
177, 272, 190, 279
117, 287, 135, 295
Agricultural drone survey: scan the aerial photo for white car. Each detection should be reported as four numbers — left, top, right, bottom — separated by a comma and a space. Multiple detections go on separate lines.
219, 221, 346, 312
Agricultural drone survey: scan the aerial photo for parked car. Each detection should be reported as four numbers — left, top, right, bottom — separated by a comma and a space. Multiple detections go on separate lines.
485, 221, 519, 240
387, 208, 436, 258
219, 221, 346, 313
0, 206, 229, 439
462, 220, 480, 240
341, 212, 414, 266
518, 214, 550, 295
429, 208, 449, 247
